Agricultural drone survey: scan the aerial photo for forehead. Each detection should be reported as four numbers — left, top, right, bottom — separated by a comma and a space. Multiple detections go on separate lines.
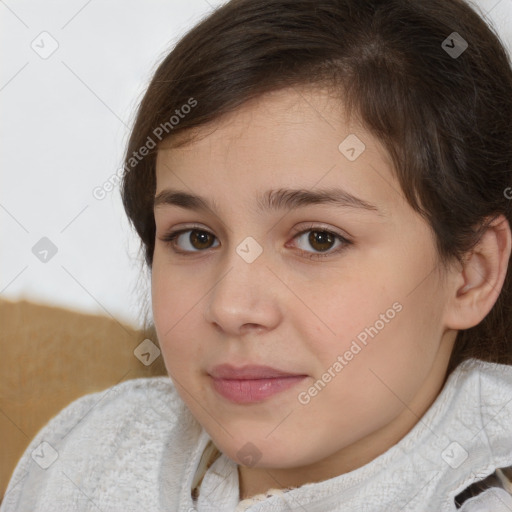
155, 86, 405, 219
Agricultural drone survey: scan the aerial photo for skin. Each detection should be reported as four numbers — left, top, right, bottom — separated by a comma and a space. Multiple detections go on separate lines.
151, 85, 511, 499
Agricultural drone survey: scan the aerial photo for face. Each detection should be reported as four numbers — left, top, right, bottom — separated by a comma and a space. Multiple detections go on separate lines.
151, 86, 457, 487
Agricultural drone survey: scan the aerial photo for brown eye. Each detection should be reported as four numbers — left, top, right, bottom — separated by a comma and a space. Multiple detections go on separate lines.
307, 231, 336, 252
292, 227, 352, 260
188, 230, 215, 250
161, 228, 219, 252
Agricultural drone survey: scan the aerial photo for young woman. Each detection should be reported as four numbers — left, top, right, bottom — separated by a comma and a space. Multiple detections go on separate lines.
3, 0, 512, 510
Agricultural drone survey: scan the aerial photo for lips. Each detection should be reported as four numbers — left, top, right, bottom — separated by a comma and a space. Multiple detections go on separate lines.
208, 364, 308, 404
209, 364, 304, 380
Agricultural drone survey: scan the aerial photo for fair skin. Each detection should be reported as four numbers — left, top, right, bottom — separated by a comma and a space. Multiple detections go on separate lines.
151, 86, 511, 499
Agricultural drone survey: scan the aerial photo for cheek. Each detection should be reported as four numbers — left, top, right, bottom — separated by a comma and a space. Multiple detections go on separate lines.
293, 304, 434, 452
303, 253, 443, 405
151, 262, 206, 371
303, 270, 400, 358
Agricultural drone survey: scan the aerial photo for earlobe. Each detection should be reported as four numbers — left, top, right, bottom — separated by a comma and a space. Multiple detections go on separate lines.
445, 214, 512, 330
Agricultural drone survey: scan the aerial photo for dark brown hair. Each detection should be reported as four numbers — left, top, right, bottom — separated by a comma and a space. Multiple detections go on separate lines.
120, 0, 512, 376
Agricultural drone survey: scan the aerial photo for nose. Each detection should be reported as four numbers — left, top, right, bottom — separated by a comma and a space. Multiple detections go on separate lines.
202, 240, 282, 336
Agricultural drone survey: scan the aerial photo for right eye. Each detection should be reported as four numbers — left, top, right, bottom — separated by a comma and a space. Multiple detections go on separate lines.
160, 227, 220, 253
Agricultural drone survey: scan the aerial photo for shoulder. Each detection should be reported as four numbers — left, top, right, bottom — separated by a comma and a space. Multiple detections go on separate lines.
456, 358, 512, 385
460, 359, 512, 422
449, 358, 512, 434
30, 375, 184, 440
452, 360, 512, 509
22, 374, 186, 454
459, 486, 512, 511
1, 376, 190, 511
454, 359, 512, 412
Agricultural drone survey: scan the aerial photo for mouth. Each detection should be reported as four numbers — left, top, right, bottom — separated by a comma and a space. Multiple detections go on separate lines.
208, 364, 308, 404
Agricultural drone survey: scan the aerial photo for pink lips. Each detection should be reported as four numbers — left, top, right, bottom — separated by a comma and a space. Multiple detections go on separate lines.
208, 364, 307, 404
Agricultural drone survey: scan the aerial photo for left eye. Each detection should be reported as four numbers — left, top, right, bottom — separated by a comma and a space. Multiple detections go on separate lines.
160, 226, 352, 259
291, 228, 350, 258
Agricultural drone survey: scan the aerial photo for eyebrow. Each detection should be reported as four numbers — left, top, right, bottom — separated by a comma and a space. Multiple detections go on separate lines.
154, 187, 384, 216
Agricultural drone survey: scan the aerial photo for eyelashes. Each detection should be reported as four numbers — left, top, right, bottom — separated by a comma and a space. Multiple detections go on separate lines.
159, 224, 353, 260
289, 226, 352, 259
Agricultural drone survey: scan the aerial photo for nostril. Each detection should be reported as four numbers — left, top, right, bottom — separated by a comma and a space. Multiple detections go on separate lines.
240, 323, 264, 334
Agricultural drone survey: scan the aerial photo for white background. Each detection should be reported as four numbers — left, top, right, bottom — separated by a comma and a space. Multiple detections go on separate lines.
1, 0, 511, 330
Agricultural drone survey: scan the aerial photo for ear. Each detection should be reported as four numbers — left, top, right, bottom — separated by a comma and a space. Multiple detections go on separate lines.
444, 214, 512, 330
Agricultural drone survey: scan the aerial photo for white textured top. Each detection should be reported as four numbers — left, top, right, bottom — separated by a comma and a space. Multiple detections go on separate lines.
2, 358, 512, 512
